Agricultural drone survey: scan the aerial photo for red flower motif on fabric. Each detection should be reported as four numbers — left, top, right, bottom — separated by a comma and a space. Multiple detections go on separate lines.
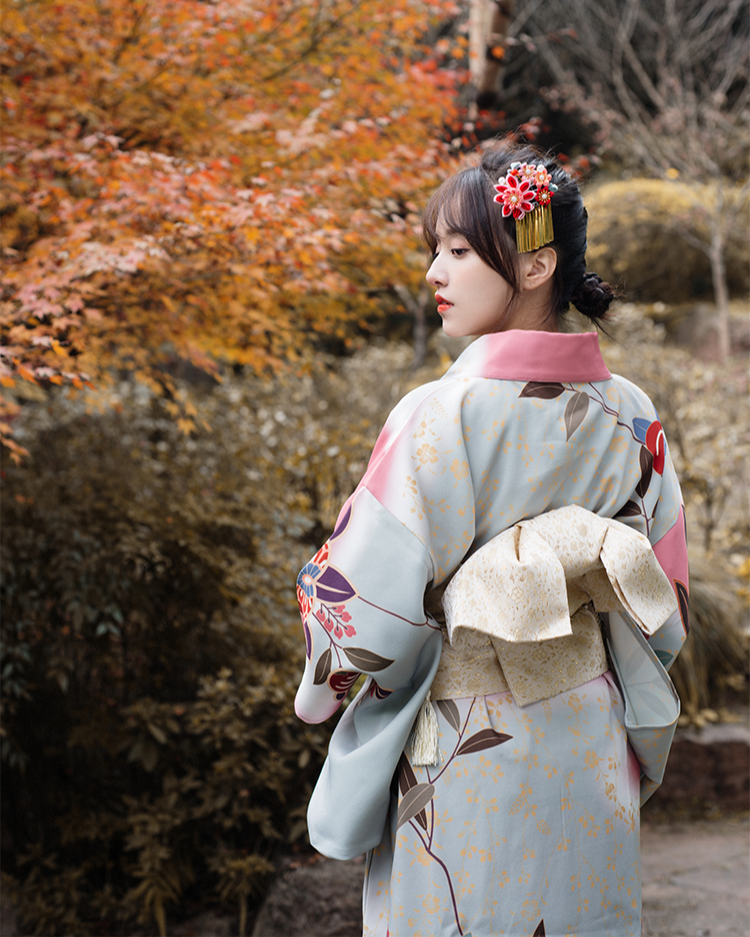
645, 419, 666, 474
296, 542, 329, 623
296, 540, 358, 658
634, 417, 666, 475
315, 604, 356, 639
328, 669, 360, 701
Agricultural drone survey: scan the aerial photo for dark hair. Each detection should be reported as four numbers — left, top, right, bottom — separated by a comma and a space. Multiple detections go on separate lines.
422, 142, 615, 324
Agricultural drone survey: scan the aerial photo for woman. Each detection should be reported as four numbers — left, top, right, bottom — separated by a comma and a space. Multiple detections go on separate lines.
294, 143, 689, 936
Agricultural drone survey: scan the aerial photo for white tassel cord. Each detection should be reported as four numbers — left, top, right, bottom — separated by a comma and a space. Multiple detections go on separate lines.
411, 690, 442, 766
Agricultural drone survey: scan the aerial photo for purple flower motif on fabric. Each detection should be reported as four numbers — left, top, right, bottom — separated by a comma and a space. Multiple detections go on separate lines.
369, 679, 393, 701
331, 501, 353, 540
297, 541, 360, 660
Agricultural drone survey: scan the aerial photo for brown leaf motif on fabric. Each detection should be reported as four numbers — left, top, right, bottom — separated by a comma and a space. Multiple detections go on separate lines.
533, 921, 546, 937
343, 646, 394, 672
456, 728, 512, 757
397, 781, 435, 831
519, 381, 565, 399
397, 755, 429, 830
397, 752, 419, 795
564, 390, 589, 440
313, 647, 332, 685
436, 698, 461, 733
615, 499, 642, 518
635, 445, 653, 498
675, 579, 690, 633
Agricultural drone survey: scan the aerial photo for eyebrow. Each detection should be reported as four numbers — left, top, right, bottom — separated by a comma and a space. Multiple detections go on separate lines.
435, 227, 468, 241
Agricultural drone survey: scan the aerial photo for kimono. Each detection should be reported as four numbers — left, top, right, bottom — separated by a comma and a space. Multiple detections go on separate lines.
294, 330, 689, 937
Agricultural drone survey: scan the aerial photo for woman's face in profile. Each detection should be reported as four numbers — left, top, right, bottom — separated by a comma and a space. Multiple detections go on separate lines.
426, 220, 515, 338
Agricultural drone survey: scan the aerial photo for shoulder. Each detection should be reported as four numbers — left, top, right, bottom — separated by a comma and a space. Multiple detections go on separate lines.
383, 370, 504, 431
607, 372, 660, 418
364, 371, 508, 485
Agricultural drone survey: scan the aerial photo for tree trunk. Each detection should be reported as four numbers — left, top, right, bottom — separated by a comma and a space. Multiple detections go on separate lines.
394, 285, 430, 370
469, 0, 515, 112
708, 224, 731, 362
468, 0, 490, 94
413, 291, 428, 370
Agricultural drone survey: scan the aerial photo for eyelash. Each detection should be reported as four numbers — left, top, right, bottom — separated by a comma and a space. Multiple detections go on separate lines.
431, 247, 469, 260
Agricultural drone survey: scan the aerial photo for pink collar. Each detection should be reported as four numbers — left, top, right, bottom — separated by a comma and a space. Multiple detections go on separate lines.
445, 330, 612, 383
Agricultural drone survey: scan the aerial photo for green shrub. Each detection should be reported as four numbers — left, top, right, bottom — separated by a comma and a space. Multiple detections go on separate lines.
585, 178, 749, 302
668, 555, 748, 721
0, 351, 412, 936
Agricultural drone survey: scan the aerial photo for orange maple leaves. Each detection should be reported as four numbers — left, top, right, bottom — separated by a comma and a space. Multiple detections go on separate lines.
1, 0, 463, 455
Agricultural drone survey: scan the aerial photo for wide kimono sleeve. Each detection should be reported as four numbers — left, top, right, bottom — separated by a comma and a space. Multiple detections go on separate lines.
294, 379, 476, 859
613, 377, 690, 670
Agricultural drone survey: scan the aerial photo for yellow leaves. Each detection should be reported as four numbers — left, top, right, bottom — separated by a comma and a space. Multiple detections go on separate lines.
226, 300, 246, 319
15, 364, 39, 384
2, 0, 462, 449
177, 418, 195, 435
2, 440, 28, 465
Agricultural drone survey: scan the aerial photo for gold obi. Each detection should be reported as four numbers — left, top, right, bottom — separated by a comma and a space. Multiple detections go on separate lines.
430, 604, 607, 705
427, 505, 678, 707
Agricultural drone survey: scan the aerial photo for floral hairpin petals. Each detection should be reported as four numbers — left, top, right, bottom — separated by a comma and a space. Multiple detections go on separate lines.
535, 187, 554, 207
493, 173, 536, 220
531, 165, 554, 189
493, 161, 558, 252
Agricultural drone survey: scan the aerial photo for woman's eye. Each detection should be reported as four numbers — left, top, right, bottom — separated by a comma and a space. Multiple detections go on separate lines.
451, 248, 468, 256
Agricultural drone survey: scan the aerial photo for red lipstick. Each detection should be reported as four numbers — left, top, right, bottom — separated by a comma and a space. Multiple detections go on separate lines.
435, 294, 452, 314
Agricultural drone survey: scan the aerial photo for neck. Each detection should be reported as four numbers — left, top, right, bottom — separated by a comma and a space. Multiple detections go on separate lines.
495, 294, 558, 333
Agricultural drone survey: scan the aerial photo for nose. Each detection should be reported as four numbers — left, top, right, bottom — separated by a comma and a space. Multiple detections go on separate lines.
426, 254, 445, 288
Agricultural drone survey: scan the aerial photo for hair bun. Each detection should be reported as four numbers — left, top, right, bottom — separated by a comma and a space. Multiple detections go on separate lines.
569, 272, 615, 321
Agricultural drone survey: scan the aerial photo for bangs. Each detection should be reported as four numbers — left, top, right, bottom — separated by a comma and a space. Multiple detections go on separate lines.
422, 165, 519, 291
423, 173, 476, 251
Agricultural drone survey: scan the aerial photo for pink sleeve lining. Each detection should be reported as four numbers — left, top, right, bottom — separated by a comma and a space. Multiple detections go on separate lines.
652, 506, 689, 596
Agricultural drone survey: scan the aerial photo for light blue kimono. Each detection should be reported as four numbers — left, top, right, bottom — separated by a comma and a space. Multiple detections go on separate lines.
295, 330, 689, 937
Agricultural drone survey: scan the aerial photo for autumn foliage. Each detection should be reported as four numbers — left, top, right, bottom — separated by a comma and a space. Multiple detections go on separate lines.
1, 0, 462, 453
1, 4, 467, 930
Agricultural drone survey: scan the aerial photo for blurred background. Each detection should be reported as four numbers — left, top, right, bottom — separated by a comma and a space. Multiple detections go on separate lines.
1, 1, 748, 934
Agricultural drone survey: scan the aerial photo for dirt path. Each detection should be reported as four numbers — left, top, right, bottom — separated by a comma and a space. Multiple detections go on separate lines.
641, 817, 750, 937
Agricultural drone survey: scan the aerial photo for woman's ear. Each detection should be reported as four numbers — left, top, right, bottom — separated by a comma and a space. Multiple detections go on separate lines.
519, 246, 557, 292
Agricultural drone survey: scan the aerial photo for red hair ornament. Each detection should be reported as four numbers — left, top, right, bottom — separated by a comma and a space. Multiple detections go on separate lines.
494, 162, 557, 252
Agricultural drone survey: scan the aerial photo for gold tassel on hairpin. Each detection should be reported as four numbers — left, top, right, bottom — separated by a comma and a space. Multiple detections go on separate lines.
493, 162, 557, 253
